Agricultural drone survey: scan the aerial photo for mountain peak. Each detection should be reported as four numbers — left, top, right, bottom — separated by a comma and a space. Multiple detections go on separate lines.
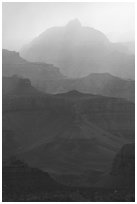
66, 19, 82, 29
66, 90, 82, 95
55, 90, 85, 98
20, 19, 134, 79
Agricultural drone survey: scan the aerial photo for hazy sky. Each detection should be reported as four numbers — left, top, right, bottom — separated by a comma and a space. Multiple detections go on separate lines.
3, 2, 135, 51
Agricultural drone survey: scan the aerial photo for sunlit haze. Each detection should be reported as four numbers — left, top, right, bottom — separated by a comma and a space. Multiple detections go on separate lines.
3, 2, 134, 51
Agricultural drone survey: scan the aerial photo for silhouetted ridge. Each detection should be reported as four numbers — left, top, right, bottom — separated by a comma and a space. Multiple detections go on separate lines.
66, 19, 82, 29
87, 72, 115, 78
58, 90, 84, 96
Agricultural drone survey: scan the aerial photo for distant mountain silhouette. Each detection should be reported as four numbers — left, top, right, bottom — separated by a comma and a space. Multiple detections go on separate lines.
3, 49, 134, 102
20, 19, 135, 79
43, 73, 135, 102
55, 90, 96, 98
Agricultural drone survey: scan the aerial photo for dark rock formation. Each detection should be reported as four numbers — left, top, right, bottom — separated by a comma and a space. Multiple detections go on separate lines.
95, 143, 135, 190
111, 143, 135, 177
2, 76, 39, 95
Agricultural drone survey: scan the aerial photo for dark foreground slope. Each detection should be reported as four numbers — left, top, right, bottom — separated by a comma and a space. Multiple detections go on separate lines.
2, 78, 135, 200
3, 77, 134, 186
2, 159, 69, 202
95, 143, 135, 189
3, 143, 135, 202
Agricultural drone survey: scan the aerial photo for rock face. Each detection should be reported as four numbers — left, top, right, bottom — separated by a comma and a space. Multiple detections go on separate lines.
2, 49, 27, 64
2, 76, 40, 95
111, 143, 135, 177
95, 143, 135, 189
2, 49, 65, 87
20, 19, 135, 79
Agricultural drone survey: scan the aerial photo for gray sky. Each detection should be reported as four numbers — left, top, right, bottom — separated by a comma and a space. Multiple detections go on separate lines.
2, 2, 135, 51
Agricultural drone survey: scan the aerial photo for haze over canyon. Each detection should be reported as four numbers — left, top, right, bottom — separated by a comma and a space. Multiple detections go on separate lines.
2, 3, 135, 202
20, 19, 134, 79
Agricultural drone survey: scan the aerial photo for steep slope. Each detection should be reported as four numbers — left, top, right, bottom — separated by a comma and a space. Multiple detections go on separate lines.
20, 19, 135, 79
95, 143, 135, 189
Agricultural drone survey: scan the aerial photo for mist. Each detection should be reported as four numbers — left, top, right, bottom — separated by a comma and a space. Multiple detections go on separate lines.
2, 2, 135, 202
3, 2, 134, 51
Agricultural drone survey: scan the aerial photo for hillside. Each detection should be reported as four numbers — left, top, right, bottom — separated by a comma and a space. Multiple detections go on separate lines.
3, 88, 134, 186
